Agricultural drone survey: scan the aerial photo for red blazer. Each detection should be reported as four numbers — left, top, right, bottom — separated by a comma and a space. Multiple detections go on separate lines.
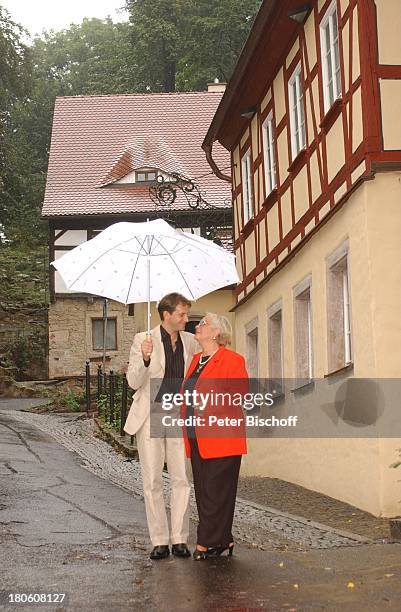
182, 346, 248, 459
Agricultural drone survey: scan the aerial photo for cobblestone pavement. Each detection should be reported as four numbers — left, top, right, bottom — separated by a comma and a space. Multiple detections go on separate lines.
237, 477, 392, 541
4, 410, 372, 552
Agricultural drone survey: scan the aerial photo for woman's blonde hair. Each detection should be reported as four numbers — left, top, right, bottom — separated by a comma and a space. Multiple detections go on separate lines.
206, 312, 232, 346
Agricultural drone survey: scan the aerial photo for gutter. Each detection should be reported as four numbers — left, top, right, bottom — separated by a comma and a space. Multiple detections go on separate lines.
202, 141, 231, 183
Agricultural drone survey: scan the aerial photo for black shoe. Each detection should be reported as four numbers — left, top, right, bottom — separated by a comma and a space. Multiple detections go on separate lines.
172, 543, 191, 558
193, 544, 234, 560
193, 547, 208, 560
206, 544, 234, 558
150, 545, 170, 560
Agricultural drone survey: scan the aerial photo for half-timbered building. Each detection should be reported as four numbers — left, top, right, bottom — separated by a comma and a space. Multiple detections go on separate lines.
42, 86, 234, 379
204, 0, 401, 516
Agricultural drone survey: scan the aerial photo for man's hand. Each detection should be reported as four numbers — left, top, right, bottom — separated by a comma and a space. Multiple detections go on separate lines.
141, 335, 153, 362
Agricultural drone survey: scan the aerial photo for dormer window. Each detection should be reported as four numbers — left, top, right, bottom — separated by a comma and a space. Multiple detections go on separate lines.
135, 169, 158, 182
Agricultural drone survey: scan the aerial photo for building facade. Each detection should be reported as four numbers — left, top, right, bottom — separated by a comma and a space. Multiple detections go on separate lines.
204, 0, 401, 516
43, 88, 235, 379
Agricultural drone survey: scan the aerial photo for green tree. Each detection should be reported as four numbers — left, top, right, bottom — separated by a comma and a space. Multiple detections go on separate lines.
126, 0, 188, 92
0, 5, 33, 242
1, 17, 136, 244
31, 17, 135, 96
179, 0, 262, 90
125, 0, 261, 92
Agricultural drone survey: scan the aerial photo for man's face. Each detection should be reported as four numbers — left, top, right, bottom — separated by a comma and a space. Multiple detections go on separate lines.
163, 303, 189, 331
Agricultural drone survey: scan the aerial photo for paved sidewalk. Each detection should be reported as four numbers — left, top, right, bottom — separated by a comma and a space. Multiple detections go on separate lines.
1, 400, 401, 611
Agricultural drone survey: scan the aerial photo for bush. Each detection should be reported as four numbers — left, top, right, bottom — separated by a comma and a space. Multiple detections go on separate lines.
59, 388, 83, 412
4, 328, 47, 380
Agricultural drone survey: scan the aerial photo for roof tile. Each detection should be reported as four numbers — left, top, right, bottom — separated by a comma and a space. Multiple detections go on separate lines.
42, 92, 231, 217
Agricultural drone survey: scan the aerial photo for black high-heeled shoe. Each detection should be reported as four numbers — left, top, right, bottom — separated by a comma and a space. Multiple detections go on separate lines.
193, 544, 234, 560
193, 547, 208, 560
205, 544, 234, 558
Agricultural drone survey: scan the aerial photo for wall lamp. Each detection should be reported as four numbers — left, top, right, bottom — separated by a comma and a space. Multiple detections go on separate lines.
240, 106, 257, 120
287, 4, 311, 24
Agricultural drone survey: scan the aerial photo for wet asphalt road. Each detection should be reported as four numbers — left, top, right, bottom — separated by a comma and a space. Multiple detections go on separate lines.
1, 399, 401, 611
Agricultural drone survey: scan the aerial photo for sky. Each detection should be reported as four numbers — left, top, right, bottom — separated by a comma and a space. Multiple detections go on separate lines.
1, 0, 129, 37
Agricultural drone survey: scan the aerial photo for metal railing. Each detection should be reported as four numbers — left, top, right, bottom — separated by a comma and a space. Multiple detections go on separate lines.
85, 362, 135, 444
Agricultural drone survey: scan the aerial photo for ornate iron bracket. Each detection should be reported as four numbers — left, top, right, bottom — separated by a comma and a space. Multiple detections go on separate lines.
149, 173, 216, 210
148, 172, 233, 251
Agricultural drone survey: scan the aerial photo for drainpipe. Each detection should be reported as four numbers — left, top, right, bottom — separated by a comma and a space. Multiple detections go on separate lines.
203, 140, 231, 183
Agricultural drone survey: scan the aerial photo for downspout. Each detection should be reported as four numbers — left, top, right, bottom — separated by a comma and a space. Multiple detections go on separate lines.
202, 140, 232, 183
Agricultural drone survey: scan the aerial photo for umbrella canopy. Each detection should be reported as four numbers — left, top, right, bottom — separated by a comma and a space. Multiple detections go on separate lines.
52, 220, 239, 329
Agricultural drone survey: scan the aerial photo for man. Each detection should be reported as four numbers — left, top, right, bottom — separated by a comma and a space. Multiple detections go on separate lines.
124, 293, 199, 560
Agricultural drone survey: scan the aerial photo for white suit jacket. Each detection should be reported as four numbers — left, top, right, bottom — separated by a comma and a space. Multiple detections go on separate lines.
123, 325, 199, 435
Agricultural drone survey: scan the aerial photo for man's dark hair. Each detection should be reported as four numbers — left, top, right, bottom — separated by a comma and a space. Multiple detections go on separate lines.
157, 293, 191, 321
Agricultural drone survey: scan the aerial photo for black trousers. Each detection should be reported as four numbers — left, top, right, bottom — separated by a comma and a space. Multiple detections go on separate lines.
189, 437, 241, 548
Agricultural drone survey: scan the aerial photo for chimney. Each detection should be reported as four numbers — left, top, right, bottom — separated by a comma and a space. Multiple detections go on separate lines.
207, 78, 227, 93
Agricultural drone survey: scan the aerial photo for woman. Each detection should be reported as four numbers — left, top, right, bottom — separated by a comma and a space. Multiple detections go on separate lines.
182, 313, 248, 560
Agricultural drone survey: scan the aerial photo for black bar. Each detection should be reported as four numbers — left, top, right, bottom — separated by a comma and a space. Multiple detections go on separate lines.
97, 364, 102, 406
85, 361, 91, 415
120, 374, 128, 436
109, 370, 114, 425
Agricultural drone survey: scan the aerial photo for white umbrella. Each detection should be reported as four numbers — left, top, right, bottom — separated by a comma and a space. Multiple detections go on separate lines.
51, 219, 239, 334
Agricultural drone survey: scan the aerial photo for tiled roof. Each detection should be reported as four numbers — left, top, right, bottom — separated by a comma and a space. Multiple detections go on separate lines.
42, 92, 231, 218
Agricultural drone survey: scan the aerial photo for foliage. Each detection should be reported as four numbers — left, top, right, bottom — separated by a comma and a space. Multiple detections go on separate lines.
0, 1, 261, 284
0, 16, 136, 244
4, 327, 47, 380
59, 388, 83, 412
125, 0, 261, 92
31, 18, 135, 97
0, 6, 35, 244
0, 242, 48, 305
97, 372, 133, 433
97, 393, 108, 417
178, 0, 262, 90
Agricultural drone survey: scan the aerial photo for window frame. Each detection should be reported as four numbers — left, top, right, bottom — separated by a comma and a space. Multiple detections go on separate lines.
293, 277, 313, 382
91, 317, 118, 351
241, 148, 254, 225
245, 317, 259, 379
267, 301, 284, 382
135, 169, 158, 183
262, 111, 277, 195
320, 1, 342, 113
342, 265, 352, 365
288, 63, 307, 160
326, 243, 353, 372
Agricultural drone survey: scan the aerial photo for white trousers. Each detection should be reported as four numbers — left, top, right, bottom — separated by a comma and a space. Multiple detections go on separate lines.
136, 419, 191, 546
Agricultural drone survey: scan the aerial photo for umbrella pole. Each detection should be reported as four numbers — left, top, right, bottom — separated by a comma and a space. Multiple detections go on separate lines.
102, 298, 108, 374
146, 226, 151, 335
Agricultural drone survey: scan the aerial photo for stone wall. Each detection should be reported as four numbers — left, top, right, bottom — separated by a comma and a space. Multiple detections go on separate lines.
49, 298, 137, 378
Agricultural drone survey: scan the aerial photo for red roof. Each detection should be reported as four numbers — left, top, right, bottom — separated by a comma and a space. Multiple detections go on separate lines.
42, 92, 231, 218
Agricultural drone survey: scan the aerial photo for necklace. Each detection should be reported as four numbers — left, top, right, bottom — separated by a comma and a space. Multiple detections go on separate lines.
195, 349, 218, 373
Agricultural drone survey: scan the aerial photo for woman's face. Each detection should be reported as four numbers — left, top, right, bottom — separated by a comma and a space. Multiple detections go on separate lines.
195, 317, 219, 345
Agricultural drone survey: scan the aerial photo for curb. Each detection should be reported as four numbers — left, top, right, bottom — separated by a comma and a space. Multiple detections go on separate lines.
94, 416, 138, 459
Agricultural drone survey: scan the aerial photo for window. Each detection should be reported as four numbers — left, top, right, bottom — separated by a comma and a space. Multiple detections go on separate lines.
262, 112, 277, 194
268, 302, 283, 381
241, 149, 253, 224
320, 2, 342, 112
135, 169, 157, 182
92, 318, 117, 351
288, 63, 306, 160
246, 319, 259, 378
294, 278, 313, 382
327, 246, 352, 371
